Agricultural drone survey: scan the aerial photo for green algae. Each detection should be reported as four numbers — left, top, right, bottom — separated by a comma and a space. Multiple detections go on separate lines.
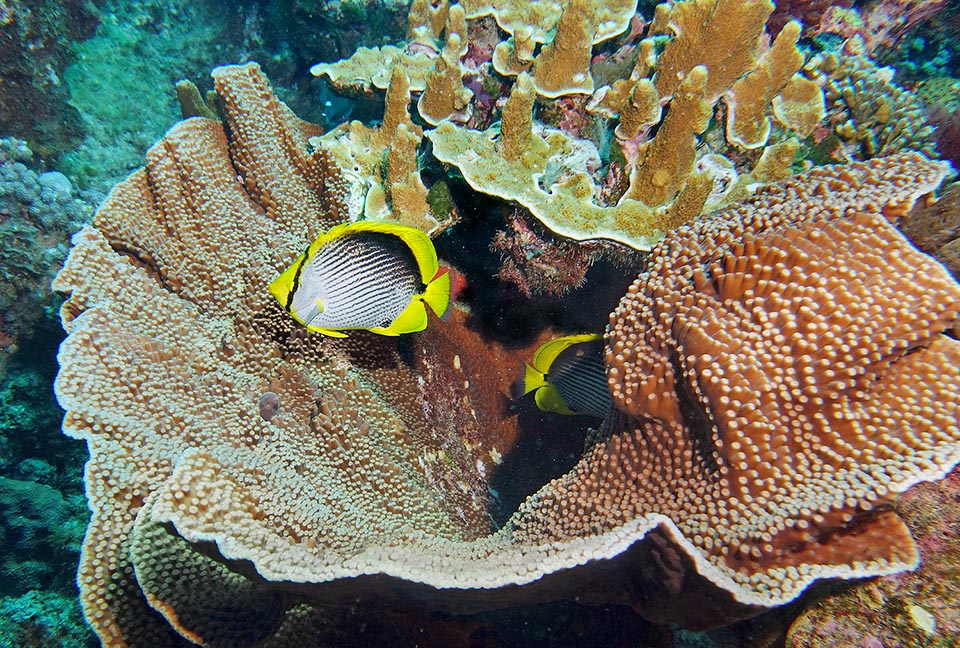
60, 0, 244, 192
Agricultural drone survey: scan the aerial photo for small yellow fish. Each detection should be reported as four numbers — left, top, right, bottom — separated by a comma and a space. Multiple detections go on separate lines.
270, 221, 450, 337
521, 333, 611, 418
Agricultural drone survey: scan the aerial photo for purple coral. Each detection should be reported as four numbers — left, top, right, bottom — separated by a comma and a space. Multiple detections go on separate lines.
490, 211, 598, 297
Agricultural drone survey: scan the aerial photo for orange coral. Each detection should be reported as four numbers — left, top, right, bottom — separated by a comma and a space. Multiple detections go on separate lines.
601, 153, 959, 623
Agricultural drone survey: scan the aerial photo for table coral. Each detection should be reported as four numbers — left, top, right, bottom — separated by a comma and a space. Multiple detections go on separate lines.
54, 56, 960, 646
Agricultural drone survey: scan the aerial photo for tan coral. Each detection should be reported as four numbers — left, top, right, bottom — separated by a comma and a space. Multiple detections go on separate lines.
426, 80, 675, 250
55, 61, 960, 647
772, 75, 825, 138
529, 0, 595, 98
311, 45, 438, 93
623, 65, 712, 207
463, 0, 635, 52
600, 152, 960, 620
491, 26, 536, 77
406, 0, 450, 50
312, 67, 445, 231
614, 79, 661, 140
417, 32, 473, 125
724, 21, 807, 149
654, 0, 774, 103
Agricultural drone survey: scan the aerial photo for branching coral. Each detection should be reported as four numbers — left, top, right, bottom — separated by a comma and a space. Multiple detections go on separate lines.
314, 0, 828, 258
815, 46, 938, 160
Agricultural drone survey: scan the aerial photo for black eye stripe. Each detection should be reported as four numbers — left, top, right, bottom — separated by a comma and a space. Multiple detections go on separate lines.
285, 248, 310, 313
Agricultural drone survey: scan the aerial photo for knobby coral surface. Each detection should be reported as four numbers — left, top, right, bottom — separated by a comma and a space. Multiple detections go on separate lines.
55, 61, 960, 647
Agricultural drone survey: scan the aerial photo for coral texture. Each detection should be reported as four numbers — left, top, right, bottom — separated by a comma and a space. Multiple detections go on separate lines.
54, 58, 960, 646
817, 48, 937, 161
601, 152, 960, 624
900, 180, 960, 280
0, 138, 95, 367
0, 0, 100, 155
786, 467, 960, 647
318, 0, 830, 253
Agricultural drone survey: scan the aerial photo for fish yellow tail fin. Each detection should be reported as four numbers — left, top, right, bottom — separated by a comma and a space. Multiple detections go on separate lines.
424, 268, 451, 318
522, 363, 546, 396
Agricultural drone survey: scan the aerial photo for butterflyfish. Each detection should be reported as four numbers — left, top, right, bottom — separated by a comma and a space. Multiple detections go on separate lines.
521, 333, 611, 418
269, 221, 451, 338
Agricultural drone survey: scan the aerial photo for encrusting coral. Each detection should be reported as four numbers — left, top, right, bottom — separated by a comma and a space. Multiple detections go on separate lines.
54, 57, 960, 646
813, 42, 938, 161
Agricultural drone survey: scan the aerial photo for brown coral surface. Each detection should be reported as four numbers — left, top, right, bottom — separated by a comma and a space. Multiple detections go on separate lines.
54, 62, 960, 647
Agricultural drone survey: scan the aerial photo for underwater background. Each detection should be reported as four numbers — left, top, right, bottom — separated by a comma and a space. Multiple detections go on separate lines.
1, 0, 959, 646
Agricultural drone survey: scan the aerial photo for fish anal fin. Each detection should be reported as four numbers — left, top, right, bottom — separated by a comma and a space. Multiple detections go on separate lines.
534, 384, 575, 415
306, 326, 349, 338
522, 363, 546, 396
379, 299, 428, 335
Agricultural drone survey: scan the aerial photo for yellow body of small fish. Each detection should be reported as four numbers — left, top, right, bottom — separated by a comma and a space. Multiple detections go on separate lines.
269, 221, 450, 337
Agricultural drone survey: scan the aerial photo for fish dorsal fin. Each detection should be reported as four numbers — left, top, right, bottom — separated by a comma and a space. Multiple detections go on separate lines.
531, 333, 603, 375
534, 383, 575, 415
371, 299, 428, 336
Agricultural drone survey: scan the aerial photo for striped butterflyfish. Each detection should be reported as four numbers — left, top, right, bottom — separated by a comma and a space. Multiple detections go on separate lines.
521, 333, 611, 418
269, 221, 451, 338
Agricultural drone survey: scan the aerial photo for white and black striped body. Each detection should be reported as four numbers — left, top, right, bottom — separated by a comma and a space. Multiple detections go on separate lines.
547, 339, 611, 418
287, 230, 422, 330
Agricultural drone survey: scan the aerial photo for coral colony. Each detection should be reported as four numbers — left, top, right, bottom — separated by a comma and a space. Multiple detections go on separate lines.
29, 0, 960, 645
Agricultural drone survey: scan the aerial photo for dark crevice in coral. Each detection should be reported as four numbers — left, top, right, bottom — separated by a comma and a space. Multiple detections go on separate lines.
434, 185, 634, 349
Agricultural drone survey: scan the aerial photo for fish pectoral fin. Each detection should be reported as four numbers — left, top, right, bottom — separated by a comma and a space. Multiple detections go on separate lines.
378, 299, 428, 335
315, 298, 325, 313
534, 384, 575, 415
